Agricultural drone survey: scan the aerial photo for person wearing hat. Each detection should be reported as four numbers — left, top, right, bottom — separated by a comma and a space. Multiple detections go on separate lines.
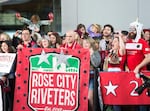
125, 19, 150, 111
126, 19, 150, 73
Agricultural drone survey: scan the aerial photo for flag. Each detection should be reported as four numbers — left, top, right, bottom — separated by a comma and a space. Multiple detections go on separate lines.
13, 48, 90, 111
100, 71, 150, 105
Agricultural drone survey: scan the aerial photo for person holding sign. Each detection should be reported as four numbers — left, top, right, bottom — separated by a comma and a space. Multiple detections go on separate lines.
0, 40, 16, 111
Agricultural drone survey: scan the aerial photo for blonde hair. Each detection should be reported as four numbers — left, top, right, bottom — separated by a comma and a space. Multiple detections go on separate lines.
92, 24, 101, 33
83, 36, 97, 51
30, 15, 40, 23
0, 32, 11, 41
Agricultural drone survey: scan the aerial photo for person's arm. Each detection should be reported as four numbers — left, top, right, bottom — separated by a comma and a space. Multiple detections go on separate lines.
118, 34, 126, 56
20, 17, 31, 25
134, 53, 150, 74
40, 20, 53, 25
113, 31, 126, 56
16, 13, 31, 25
12, 30, 22, 49
87, 24, 95, 37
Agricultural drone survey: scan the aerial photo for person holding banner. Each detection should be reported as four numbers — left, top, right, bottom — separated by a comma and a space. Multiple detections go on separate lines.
0, 40, 16, 111
82, 37, 101, 111
126, 19, 150, 111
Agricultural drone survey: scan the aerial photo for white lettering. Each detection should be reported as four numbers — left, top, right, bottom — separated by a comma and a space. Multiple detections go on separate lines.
30, 88, 76, 106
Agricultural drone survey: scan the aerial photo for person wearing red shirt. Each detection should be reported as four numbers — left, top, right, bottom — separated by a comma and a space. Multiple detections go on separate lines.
107, 32, 126, 72
126, 20, 150, 73
126, 19, 150, 111
61, 30, 82, 49
104, 32, 126, 111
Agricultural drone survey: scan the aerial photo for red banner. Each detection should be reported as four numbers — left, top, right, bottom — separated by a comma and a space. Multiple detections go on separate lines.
100, 71, 150, 105
13, 48, 90, 111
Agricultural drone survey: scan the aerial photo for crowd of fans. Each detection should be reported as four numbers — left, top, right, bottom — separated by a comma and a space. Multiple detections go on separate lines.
0, 15, 150, 111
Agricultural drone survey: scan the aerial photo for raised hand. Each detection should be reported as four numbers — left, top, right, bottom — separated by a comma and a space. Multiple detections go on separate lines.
16, 12, 21, 19
48, 12, 54, 22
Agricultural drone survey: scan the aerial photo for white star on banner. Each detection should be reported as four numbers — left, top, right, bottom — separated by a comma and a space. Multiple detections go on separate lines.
104, 81, 118, 96
54, 49, 72, 67
37, 50, 50, 65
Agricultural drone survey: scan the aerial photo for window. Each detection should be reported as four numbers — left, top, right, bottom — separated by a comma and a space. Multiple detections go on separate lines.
0, 0, 61, 33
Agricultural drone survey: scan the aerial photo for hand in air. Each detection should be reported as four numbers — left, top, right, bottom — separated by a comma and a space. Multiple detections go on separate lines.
48, 12, 54, 22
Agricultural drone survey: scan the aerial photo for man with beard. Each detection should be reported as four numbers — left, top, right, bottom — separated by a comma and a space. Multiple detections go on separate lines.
126, 20, 150, 73
99, 24, 114, 51
98, 24, 114, 111
99, 24, 114, 71
125, 19, 150, 111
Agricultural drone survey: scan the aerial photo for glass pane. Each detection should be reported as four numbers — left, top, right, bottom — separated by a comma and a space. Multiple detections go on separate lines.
0, 0, 61, 33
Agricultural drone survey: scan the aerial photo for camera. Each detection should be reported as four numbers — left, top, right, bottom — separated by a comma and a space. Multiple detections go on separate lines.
18, 30, 22, 34
135, 73, 150, 96
113, 32, 119, 34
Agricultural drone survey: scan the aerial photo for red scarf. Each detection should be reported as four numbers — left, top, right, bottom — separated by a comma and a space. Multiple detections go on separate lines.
64, 41, 77, 49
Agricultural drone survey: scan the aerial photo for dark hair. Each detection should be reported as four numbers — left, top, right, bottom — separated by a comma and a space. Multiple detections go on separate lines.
121, 30, 128, 36
22, 26, 32, 34
50, 32, 62, 47
77, 24, 86, 30
104, 24, 114, 33
0, 40, 16, 53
